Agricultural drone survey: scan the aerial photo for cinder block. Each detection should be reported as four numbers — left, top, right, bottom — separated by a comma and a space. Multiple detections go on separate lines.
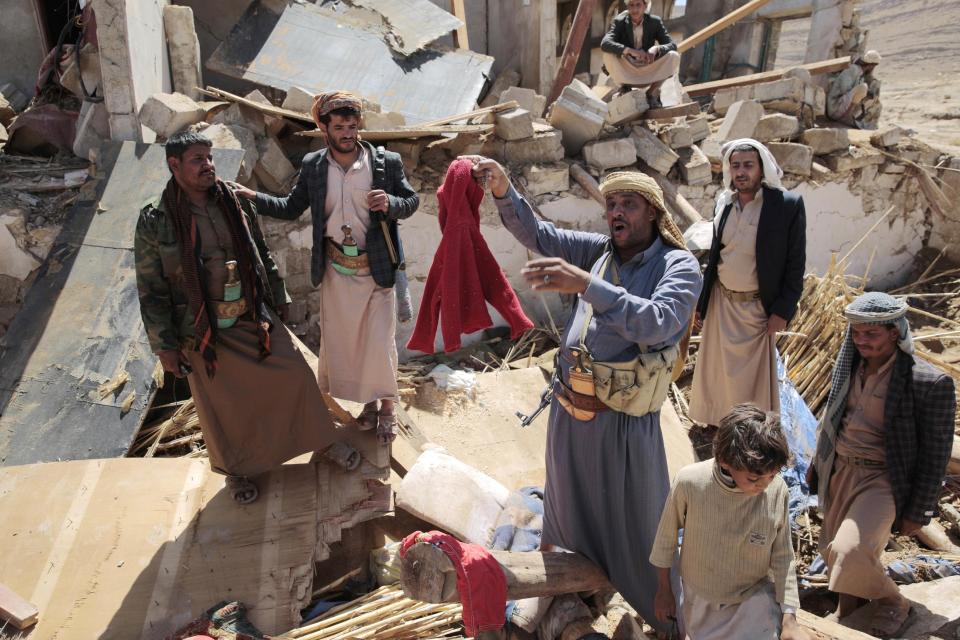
548, 84, 608, 155
255, 136, 297, 194
282, 86, 315, 114
605, 90, 648, 126
523, 163, 570, 196
630, 126, 679, 175
500, 87, 547, 118
504, 129, 565, 164
768, 142, 813, 176
495, 108, 535, 141
717, 99, 764, 143
753, 113, 801, 142
583, 138, 637, 171
678, 144, 712, 186
801, 128, 849, 155
139, 92, 206, 139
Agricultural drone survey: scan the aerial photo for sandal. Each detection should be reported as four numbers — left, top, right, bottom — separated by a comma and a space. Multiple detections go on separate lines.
377, 412, 397, 445
869, 597, 911, 638
356, 405, 378, 431
323, 442, 361, 471
225, 476, 259, 505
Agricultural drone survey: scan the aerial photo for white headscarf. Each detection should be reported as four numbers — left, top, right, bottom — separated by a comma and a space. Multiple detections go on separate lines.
714, 138, 785, 218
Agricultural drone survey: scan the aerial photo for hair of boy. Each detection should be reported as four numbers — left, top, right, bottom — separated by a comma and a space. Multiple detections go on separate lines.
713, 403, 790, 474
319, 106, 361, 127
164, 131, 213, 161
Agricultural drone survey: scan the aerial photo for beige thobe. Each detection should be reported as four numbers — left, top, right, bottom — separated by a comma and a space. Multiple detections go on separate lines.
689, 191, 780, 426
602, 50, 681, 89
318, 147, 399, 404
821, 354, 900, 601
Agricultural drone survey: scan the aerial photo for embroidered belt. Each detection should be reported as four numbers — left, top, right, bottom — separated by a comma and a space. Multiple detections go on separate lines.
837, 454, 886, 469
326, 238, 370, 270
213, 297, 248, 320
553, 380, 610, 413
718, 280, 761, 303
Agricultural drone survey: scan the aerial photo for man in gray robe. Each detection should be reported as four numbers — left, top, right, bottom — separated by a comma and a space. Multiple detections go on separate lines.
466, 156, 702, 631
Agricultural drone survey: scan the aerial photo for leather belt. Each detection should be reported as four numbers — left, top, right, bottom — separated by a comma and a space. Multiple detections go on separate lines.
212, 297, 248, 320
718, 280, 760, 303
326, 238, 370, 270
553, 380, 609, 413
837, 454, 886, 469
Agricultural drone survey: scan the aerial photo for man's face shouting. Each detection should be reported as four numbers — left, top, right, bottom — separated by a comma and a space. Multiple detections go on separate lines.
604, 191, 657, 253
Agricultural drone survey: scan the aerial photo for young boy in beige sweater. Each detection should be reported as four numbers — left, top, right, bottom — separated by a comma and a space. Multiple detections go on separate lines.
649, 403, 811, 640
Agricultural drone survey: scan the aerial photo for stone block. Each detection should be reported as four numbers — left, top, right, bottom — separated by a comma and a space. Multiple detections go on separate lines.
700, 137, 722, 166
753, 114, 801, 142
163, 5, 202, 101
678, 144, 712, 186
712, 85, 753, 115
255, 136, 297, 194
245, 89, 285, 137
72, 100, 110, 162
548, 84, 607, 155
811, 161, 832, 182
523, 163, 570, 196
495, 108, 535, 141
212, 101, 266, 138
138, 92, 206, 139
717, 100, 764, 143
204, 123, 259, 184
504, 130, 565, 164
768, 142, 813, 176
686, 115, 711, 142
500, 87, 547, 118
364, 111, 406, 130
583, 138, 636, 171
753, 77, 804, 103
605, 90, 648, 126
630, 127, 679, 175
801, 128, 849, 155
821, 145, 885, 172
882, 162, 906, 174
659, 122, 693, 150
870, 125, 903, 148
282, 86, 315, 114
480, 69, 521, 108
876, 172, 903, 190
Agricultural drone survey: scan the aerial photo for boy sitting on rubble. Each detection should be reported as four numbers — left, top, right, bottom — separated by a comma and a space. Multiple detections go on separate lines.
649, 403, 811, 639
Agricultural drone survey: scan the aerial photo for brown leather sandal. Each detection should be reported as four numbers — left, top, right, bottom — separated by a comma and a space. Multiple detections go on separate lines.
356, 405, 378, 431
323, 442, 361, 471
225, 476, 259, 505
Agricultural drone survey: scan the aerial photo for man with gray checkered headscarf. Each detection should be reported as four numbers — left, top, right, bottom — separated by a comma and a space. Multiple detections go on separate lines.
810, 292, 955, 635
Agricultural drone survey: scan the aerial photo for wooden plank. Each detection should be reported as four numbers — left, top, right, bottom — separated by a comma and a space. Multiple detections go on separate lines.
641, 102, 702, 120
0, 582, 38, 629
450, 0, 469, 50
796, 610, 880, 639
545, 0, 599, 112
677, 0, 775, 53
684, 56, 851, 97
416, 100, 519, 128
199, 86, 314, 123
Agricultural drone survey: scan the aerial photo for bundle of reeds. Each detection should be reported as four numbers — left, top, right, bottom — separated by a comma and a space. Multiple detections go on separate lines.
278, 585, 463, 640
130, 399, 204, 457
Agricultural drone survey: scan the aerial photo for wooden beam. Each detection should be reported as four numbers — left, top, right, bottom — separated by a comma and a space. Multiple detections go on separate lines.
641, 102, 702, 120
569, 164, 604, 205
683, 56, 852, 97
416, 100, 520, 128
0, 582, 39, 629
677, 0, 775, 53
199, 87, 314, 123
449, 0, 469, 50
544, 0, 600, 114
297, 124, 495, 141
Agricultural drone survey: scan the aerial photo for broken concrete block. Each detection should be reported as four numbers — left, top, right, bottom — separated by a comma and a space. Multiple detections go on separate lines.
245, 89, 285, 137
678, 145, 712, 186
605, 90, 648, 126
363, 111, 406, 130
712, 85, 754, 115
495, 108, 535, 141
139, 92, 206, 139
686, 115, 711, 143
163, 5, 203, 101
203, 123, 259, 184
768, 142, 813, 176
523, 163, 570, 196
254, 136, 297, 194
801, 128, 849, 155
870, 125, 903, 148
753, 114, 801, 142
630, 127, 679, 175
504, 129, 565, 164
548, 84, 608, 155
822, 145, 885, 172
0, 83, 29, 112
500, 87, 547, 118
212, 102, 266, 138
700, 137, 722, 166
480, 69, 521, 108
717, 100, 764, 143
583, 138, 636, 171
72, 100, 110, 162
659, 122, 693, 150
282, 86, 315, 114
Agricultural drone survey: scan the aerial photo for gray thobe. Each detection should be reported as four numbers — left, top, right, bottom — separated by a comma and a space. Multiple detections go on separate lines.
495, 187, 703, 631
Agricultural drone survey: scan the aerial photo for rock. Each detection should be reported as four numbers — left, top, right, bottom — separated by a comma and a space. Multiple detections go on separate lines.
821, 145, 885, 172
212, 101, 266, 138
717, 99, 764, 143
496, 108, 535, 141
138, 92, 206, 139
282, 86, 315, 114
605, 90, 648, 126
548, 82, 608, 155
254, 136, 297, 193
753, 114, 801, 142
801, 128, 849, 155
700, 137, 722, 165
678, 144, 712, 186
583, 138, 636, 171
500, 87, 547, 118
768, 142, 813, 176
163, 5, 203, 101
686, 115, 711, 142
870, 125, 903, 148
523, 163, 570, 196
811, 161, 832, 181
0, 94, 15, 127
504, 129, 565, 164
72, 100, 110, 162
713, 77, 824, 117
203, 123, 259, 184
659, 121, 693, 150
480, 69, 521, 108
630, 126, 679, 175
245, 89, 285, 137
0, 83, 29, 112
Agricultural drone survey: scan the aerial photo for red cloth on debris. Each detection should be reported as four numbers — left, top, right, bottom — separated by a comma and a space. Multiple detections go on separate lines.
406, 158, 533, 353
400, 530, 507, 637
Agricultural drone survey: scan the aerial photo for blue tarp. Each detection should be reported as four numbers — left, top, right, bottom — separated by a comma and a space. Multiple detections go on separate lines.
776, 354, 820, 526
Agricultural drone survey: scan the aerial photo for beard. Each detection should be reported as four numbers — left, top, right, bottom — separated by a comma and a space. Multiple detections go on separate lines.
329, 136, 357, 154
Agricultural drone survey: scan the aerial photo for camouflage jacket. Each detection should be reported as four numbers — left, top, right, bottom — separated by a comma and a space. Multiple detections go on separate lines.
134, 194, 291, 353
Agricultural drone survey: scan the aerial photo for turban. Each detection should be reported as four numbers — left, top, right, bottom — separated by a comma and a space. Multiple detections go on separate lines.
599, 171, 686, 250
310, 90, 363, 128
862, 50, 881, 65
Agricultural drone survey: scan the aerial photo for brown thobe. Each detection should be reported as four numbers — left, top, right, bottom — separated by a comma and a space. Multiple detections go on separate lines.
820, 354, 900, 600
184, 200, 340, 477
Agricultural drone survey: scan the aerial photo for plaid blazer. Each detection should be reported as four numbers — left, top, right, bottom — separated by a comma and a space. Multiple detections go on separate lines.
254, 140, 419, 288
813, 349, 956, 529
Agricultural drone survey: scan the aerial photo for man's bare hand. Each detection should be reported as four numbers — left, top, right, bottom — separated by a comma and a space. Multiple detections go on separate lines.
228, 182, 257, 200
368, 189, 390, 213
646, 45, 662, 59
522, 257, 591, 294
767, 313, 788, 336
461, 155, 511, 198
624, 47, 653, 65
157, 349, 191, 378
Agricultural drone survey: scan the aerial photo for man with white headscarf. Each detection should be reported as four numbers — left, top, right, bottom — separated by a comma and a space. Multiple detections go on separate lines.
809, 292, 955, 636
688, 139, 806, 431
465, 155, 701, 634
827, 50, 882, 129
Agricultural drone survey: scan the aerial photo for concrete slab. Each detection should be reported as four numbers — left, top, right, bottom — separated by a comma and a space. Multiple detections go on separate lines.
163, 5, 203, 101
